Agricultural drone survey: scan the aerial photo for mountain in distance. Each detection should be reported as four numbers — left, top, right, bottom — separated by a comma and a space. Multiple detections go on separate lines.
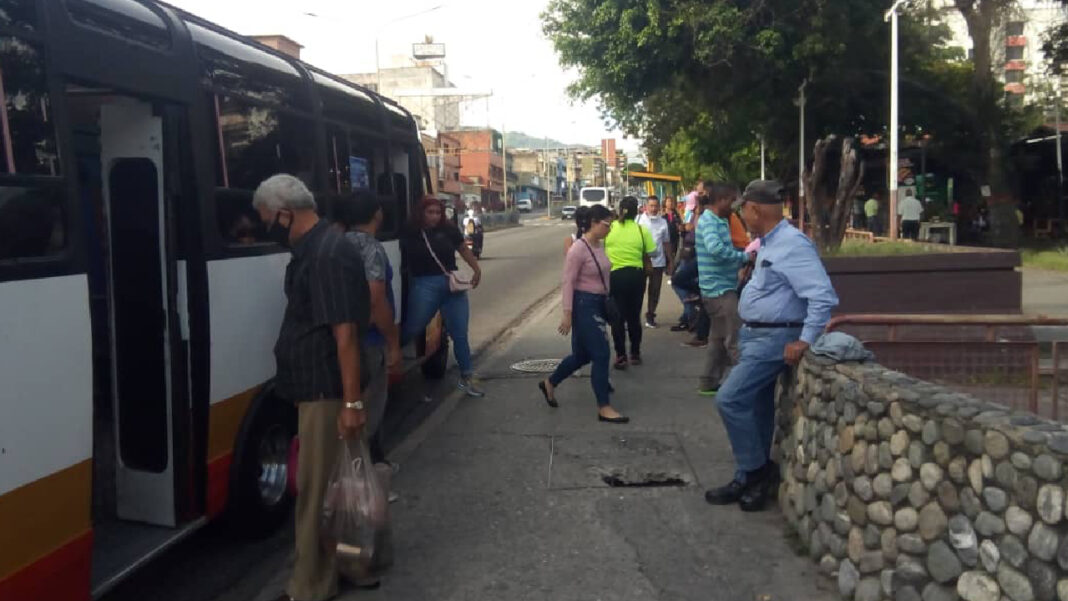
504, 131, 593, 150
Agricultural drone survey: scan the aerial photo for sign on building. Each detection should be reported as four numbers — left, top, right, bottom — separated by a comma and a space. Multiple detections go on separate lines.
413, 43, 446, 59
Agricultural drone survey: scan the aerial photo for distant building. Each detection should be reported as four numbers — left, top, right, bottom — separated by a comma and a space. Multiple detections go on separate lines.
933, 0, 1065, 104
344, 65, 461, 132
423, 132, 463, 199
250, 35, 302, 59
443, 128, 504, 210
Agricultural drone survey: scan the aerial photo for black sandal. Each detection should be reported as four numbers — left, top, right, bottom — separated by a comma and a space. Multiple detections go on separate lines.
538, 380, 558, 408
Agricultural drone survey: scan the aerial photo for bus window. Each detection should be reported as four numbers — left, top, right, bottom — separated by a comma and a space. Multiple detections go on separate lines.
0, 37, 60, 176
210, 95, 316, 244
192, 23, 309, 110
325, 126, 350, 194
65, 0, 172, 50
0, 185, 65, 260
0, 0, 38, 31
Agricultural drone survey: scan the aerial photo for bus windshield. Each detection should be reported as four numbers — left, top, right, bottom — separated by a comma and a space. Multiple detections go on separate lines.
581, 189, 605, 203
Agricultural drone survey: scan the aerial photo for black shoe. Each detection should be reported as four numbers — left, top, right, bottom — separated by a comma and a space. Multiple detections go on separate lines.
704, 480, 746, 505
739, 463, 779, 512
538, 380, 558, 408
598, 414, 630, 424
614, 356, 629, 370
670, 323, 689, 332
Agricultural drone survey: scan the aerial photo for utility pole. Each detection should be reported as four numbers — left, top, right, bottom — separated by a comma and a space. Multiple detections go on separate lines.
544, 134, 552, 218
885, 0, 908, 240
1056, 78, 1064, 224
500, 125, 507, 213
797, 79, 807, 231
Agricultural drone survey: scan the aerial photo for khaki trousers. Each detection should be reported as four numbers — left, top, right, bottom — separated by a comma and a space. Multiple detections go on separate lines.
287, 400, 341, 601
701, 291, 741, 390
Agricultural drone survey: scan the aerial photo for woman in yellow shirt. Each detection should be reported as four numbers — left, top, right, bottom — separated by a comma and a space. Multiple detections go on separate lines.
605, 196, 656, 369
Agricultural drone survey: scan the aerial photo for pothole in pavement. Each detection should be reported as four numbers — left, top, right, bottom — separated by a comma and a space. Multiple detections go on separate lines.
549, 432, 696, 490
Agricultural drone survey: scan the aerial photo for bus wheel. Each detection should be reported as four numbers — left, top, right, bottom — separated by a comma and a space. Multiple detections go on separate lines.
229, 394, 296, 536
421, 337, 450, 380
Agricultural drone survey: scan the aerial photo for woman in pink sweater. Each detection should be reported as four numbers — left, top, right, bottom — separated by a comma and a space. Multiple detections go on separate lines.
538, 204, 629, 423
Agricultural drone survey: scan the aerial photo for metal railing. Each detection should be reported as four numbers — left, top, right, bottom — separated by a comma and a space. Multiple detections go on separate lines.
826, 314, 1068, 421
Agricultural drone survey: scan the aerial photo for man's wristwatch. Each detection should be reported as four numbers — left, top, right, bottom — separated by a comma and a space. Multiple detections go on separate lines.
344, 400, 364, 410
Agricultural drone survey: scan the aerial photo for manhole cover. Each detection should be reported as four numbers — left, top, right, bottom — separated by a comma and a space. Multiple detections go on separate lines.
549, 433, 696, 490
511, 359, 562, 373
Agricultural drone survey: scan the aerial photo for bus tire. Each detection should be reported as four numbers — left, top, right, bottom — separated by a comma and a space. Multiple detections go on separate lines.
227, 389, 297, 537
421, 337, 449, 380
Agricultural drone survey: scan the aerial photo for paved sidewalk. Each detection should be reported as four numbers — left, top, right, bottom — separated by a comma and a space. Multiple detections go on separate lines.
1022, 268, 1068, 316
257, 292, 834, 601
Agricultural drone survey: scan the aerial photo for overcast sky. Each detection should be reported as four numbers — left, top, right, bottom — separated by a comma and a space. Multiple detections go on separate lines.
166, 0, 642, 154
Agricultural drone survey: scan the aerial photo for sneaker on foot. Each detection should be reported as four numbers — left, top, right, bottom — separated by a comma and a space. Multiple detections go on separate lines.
670, 323, 689, 332
458, 376, 485, 397
644, 321, 656, 329
682, 339, 708, 349
698, 388, 718, 397
388, 491, 400, 504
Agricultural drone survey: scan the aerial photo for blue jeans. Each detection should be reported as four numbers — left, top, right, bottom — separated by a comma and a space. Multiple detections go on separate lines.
549, 291, 611, 407
672, 259, 699, 324
714, 326, 801, 481
403, 275, 473, 376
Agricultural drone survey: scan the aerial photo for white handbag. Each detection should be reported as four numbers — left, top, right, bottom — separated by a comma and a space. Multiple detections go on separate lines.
422, 230, 472, 292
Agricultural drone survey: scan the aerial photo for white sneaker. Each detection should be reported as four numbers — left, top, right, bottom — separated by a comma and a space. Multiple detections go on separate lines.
458, 376, 486, 397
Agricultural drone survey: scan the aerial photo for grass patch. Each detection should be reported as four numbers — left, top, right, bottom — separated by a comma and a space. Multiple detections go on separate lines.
825, 239, 943, 257
1020, 246, 1068, 272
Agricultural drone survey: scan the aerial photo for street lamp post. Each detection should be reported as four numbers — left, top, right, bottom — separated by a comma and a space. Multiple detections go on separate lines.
885, 0, 908, 240
797, 79, 807, 232
1056, 78, 1064, 224
759, 134, 766, 180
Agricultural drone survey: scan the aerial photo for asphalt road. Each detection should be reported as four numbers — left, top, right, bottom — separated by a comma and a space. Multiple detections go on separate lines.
98, 215, 573, 601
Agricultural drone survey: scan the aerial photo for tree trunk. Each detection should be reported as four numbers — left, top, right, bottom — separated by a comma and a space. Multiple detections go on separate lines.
956, 0, 1020, 246
803, 135, 865, 254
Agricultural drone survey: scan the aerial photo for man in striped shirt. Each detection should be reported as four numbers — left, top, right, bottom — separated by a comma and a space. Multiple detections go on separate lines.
695, 183, 752, 396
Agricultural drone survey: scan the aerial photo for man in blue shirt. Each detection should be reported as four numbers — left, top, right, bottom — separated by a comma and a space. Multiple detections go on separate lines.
705, 180, 838, 512
695, 183, 750, 395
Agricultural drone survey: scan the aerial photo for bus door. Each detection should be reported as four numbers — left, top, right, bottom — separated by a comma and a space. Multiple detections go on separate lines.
96, 97, 182, 527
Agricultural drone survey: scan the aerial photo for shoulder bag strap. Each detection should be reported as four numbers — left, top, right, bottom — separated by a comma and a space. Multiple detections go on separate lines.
422, 229, 452, 276
580, 238, 609, 291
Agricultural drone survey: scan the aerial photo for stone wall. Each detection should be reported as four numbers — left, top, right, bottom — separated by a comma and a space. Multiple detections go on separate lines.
776, 356, 1068, 601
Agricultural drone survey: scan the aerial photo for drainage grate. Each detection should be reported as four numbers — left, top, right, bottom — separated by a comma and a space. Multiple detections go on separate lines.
510, 359, 562, 373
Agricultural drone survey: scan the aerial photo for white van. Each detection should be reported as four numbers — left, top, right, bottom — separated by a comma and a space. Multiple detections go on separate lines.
579, 187, 612, 209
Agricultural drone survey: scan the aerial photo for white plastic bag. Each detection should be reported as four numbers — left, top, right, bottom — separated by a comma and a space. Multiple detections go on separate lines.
319, 437, 388, 561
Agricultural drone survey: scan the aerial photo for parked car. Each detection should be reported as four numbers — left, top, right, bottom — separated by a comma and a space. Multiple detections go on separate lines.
516, 198, 533, 212
561, 205, 577, 220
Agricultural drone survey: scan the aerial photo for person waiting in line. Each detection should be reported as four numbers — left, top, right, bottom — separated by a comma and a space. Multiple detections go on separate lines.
695, 183, 752, 397
636, 195, 674, 328
898, 189, 924, 240
334, 191, 402, 478
538, 204, 629, 424
604, 195, 656, 369
864, 192, 881, 235
251, 175, 371, 601
564, 206, 591, 255
662, 195, 682, 263
704, 180, 838, 513
401, 196, 485, 397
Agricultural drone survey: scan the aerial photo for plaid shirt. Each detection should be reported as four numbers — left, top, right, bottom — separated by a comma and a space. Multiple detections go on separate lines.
274, 220, 370, 401
695, 210, 747, 298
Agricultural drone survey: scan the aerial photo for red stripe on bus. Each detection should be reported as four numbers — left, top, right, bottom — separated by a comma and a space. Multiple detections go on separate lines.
0, 530, 92, 601
205, 453, 233, 519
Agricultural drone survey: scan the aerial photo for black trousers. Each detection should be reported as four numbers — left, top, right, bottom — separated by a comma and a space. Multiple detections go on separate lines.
610, 267, 647, 357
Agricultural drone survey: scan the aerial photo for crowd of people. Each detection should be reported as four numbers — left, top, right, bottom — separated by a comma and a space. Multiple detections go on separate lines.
251, 174, 485, 601
542, 178, 839, 514
250, 171, 842, 601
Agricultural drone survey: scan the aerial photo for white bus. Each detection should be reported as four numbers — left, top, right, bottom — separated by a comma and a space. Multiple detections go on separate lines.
579, 186, 613, 209
0, 1, 448, 599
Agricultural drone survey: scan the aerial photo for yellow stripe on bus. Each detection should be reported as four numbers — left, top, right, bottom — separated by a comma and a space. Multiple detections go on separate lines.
0, 460, 92, 581
207, 386, 260, 462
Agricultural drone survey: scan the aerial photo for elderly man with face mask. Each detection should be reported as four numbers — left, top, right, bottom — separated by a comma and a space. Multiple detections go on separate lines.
252, 174, 372, 601
704, 180, 838, 513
